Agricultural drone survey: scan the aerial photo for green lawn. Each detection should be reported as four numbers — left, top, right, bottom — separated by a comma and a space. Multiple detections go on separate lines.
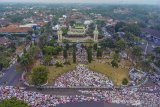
47, 64, 76, 85
88, 61, 130, 86
26, 57, 131, 86
25, 63, 76, 85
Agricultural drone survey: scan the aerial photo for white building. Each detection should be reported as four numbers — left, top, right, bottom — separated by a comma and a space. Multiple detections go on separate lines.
84, 20, 93, 25
19, 24, 38, 28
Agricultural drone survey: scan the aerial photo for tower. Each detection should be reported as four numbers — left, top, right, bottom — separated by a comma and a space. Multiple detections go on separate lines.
93, 25, 99, 43
57, 29, 63, 43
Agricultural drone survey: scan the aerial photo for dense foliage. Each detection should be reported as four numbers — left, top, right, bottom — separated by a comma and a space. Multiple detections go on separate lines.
0, 97, 30, 107
31, 65, 48, 85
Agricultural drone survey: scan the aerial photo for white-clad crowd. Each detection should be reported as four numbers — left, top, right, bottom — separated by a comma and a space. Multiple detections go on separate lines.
0, 86, 99, 107
54, 64, 113, 88
148, 73, 160, 86
79, 86, 160, 107
76, 44, 88, 64
0, 85, 159, 107
138, 84, 160, 92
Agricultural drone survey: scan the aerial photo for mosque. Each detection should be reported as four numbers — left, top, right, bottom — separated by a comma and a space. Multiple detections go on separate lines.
57, 24, 99, 43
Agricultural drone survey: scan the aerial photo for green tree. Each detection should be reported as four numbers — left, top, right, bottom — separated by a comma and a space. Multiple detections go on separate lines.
154, 47, 160, 56
132, 46, 143, 62
113, 33, 121, 41
63, 49, 68, 59
0, 97, 30, 107
116, 39, 126, 51
0, 56, 9, 69
73, 48, 76, 63
26, 35, 32, 43
47, 39, 56, 46
156, 60, 160, 67
65, 43, 70, 50
38, 35, 48, 48
43, 55, 52, 65
93, 43, 98, 50
20, 53, 33, 72
111, 59, 118, 68
97, 48, 103, 58
113, 53, 120, 62
43, 46, 55, 55
31, 65, 48, 86
17, 55, 21, 63
61, 28, 68, 35
100, 38, 115, 49
123, 24, 141, 36
87, 48, 92, 63
96, 20, 105, 27
142, 59, 151, 71
122, 78, 128, 85
115, 22, 126, 32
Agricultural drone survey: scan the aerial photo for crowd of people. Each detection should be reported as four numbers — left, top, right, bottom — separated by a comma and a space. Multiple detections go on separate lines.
148, 73, 160, 86
76, 44, 88, 64
54, 64, 113, 88
0, 86, 99, 107
0, 85, 159, 107
138, 84, 160, 92
78, 86, 160, 107
1, 44, 160, 107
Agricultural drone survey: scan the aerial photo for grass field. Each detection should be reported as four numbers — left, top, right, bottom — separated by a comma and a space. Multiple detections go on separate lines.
88, 61, 130, 86
47, 64, 76, 85
25, 58, 76, 85
26, 57, 131, 86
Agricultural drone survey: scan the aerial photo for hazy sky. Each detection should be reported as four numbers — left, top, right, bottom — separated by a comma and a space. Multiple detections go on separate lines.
0, 0, 159, 5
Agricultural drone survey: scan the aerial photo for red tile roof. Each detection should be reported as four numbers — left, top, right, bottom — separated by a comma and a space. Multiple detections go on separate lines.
0, 25, 31, 33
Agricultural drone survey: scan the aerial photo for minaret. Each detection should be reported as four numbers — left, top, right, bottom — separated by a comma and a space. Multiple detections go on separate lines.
93, 25, 99, 42
57, 28, 63, 43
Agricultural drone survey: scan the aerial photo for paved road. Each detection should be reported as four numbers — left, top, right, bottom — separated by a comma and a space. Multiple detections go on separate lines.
55, 101, 132, 107
0, 63, 22, 86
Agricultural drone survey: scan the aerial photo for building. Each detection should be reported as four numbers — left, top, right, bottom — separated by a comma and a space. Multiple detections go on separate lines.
129, 68, 146, 81
52, 25, 60, 31
0, 37, 10, 46
93, 25, 99, 42
59, 24, 99, 43
84, 20, 93, 25
0, 25, 32, 36
141, 28, 160, 42
67, 24, 88, 36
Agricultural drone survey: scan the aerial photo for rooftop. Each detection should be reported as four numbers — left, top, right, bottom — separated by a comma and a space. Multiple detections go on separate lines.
0, 25, 31, 33
141, 28, 160, 38
0, 37, 10, 45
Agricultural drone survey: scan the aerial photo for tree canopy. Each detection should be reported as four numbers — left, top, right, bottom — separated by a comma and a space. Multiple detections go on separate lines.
154, 47, 160, 55
100, 38, 115, 49
0, 97, 30, 107
116, 39, 126, 51
31, 65, 48, 86
87, 47, 93, 63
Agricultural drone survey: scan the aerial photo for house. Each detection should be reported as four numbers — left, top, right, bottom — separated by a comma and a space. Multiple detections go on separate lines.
119, 52, 128, 59
0, 25, 32, 36
84, 20, 93, 25
129, 68, 146, 81
141, 28, 160, 42
52, 25, 60, 31
0, 37, 10, 46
